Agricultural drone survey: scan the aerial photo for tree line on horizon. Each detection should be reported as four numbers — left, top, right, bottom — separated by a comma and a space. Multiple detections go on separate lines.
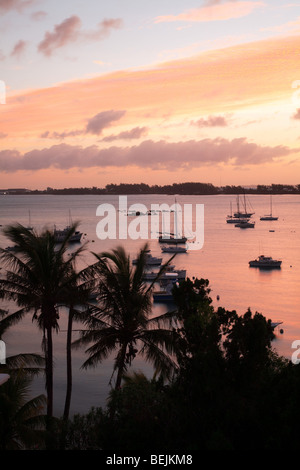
2, 182, 300, 195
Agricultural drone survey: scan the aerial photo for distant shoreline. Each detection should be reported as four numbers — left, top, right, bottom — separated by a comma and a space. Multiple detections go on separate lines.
1, 182, 299, 196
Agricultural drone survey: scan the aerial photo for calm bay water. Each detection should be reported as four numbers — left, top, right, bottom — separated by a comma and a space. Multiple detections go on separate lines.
1, 193, 300, 416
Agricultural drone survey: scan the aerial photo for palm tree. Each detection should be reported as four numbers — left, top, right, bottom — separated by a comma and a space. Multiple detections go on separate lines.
73, 244, 179, 391
0, 371, 47, 449
0, 312, 46, 450
0, 222, 85, 420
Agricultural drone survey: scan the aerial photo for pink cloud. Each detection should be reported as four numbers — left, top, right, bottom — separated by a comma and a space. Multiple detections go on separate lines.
85, 110, 126, 135
38, 16, 82, 57
11, 39, 27, 58
191, 115, 228, 127
0, 0, 35, 13
155, 1, 264, 23
102, 126, 148, 142
83, 18, 123, 41
40, 110, 126, 139
0, 138, 296, 173
37, 15, 123, 57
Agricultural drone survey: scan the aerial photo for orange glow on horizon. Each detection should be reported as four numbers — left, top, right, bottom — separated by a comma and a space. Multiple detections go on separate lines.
1, 34, 300, 189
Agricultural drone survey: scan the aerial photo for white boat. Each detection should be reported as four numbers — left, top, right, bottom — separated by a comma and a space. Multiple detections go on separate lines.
143, 271, 179, 281
161, 245, 187, 253
249, 255, 282, 268
132, 252, 162, 265
143, 266, 186, 281
260, 195, 278, 221
158, 234, 188, 244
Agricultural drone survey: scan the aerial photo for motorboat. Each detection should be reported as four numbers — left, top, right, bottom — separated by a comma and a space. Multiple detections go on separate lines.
158, 234, 187, 244
153, 282, 175, 303
143, 265, 186, 281
132, 252, 162, 265
161, 245, 187, 253
143, 271, 179, 281
249, 255, 282, 268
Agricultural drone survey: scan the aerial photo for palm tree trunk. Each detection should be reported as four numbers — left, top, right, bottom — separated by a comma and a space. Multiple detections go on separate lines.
115, 342, 128, 390
63, 306, 74, 421
46, 325, 53, 419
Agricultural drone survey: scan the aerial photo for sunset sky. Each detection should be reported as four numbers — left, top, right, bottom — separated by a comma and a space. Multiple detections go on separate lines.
1, 0, 300, 189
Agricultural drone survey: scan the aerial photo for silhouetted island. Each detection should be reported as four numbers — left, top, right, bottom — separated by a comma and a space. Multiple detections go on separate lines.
1, 182, 300, 195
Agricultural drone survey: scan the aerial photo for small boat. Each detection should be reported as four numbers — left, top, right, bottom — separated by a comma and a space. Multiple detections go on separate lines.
158, 234, 187, 244
226, 216, 241, 224
161, 245, 187, 253
159, 197, 188, 244
54, 210, 83, 243
143, 271, 179, 281
165, 265, 186, 280
260, 195, 278, 221
249, 255, 282, 268
271, 321, 283, 329
132, 252, 162, 265
235, 219, 255, 228
54, 226, 82, 243
226, 202, 242, 223
143, 265, 186, 281
153, 282, 175, 303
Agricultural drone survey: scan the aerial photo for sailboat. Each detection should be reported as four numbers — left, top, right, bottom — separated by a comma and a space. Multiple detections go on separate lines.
226, 202, 242, 223
54, 210, 83, 243
158, 198, 187, 244
260, 195, 278, 221
234, 194, 254, 218
27, 210, 33, 230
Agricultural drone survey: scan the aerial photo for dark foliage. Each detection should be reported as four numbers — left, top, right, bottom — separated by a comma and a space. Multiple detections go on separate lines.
65, 278, 300, 451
